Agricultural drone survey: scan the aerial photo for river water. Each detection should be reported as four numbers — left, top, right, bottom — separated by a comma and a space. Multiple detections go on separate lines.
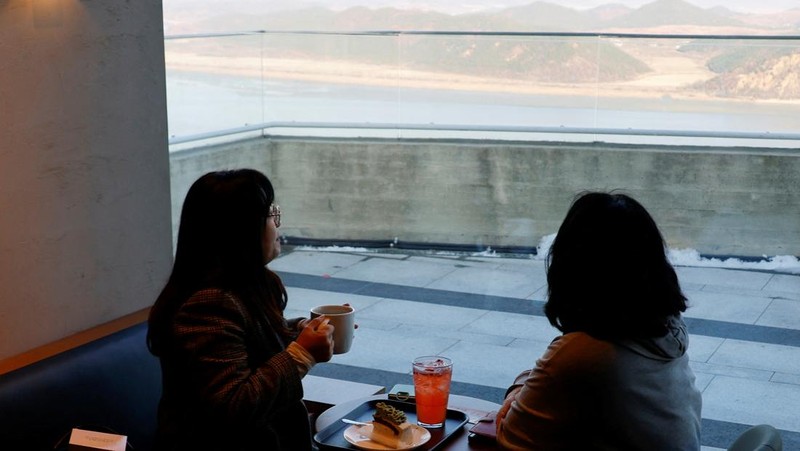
166, 70, 800, 148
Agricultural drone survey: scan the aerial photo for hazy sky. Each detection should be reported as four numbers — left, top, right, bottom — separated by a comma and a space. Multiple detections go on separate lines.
303, 0, 800, 14
165, 0, 799, 15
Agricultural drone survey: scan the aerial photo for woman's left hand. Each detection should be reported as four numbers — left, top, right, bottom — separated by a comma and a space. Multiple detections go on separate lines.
296, 316, 335, 362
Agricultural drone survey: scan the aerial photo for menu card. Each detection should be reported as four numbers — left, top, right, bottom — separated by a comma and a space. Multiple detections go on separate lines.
68, 428, 127, 451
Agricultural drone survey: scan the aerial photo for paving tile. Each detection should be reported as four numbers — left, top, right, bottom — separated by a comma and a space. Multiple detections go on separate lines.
526, 285, 548, 301
698, 285, 771, 299
693, 371, 716, 392
466, 256, 546, 281
465, 255, 534, 264
425, 266, 543, 298
495, 258, 547, 274
702, 376, 800, 431
355, 298, 487, 330
688, 335, 725, 363
351, 252, 409, 259
462, 311, 560, 343
270, 250, 367, 276
756, 299, 800, 330
326, 326, 459, 374
408, 255, 502, 269
684, 290, 773, 324
507, 337, 553, 355
771, 372, 800, 386
763, 274, 800, 299
360, 299, 486, 335
397, 324, 517, 346
689, 361, 775, 382
700, 277, 799, 302
283, 307, 307, 320
676, 267, 772, 290
331, 257, 458, 286
437, 340, 548, 388
709, 339, 800, 375
681, 282, 706, 292
284, 287, 383, 313
346, 316, 403, 332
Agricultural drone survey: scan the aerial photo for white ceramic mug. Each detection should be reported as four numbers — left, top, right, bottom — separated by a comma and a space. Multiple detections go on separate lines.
310, 304, 355, 354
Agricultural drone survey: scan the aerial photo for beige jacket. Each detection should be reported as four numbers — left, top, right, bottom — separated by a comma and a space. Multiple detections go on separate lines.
498, 316, 702, 450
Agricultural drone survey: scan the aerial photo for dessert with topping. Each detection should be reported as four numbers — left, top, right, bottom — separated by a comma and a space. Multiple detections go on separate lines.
369, 402, 414, 448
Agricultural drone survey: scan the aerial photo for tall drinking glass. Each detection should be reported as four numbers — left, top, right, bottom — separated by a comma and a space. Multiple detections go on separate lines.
412, 356, 453, 428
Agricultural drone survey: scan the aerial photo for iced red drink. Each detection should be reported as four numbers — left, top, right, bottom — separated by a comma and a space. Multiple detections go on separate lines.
412, 356, 453, 428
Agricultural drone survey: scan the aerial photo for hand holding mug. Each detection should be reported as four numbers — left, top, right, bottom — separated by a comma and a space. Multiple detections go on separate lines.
296, 315, 334, 362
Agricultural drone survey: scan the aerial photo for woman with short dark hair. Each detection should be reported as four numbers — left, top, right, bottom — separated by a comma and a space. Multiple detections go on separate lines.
147, 169, 334, 451
497, 192, 702, 450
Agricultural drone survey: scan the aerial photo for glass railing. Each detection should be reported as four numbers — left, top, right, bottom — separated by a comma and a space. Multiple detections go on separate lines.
165, 30, 800, 149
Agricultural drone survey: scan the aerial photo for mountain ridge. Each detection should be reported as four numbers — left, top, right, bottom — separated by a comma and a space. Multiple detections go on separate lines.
167, 0, 800, 34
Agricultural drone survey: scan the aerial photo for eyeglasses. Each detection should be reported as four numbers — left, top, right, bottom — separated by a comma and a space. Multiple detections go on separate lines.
267, 204, 281, 228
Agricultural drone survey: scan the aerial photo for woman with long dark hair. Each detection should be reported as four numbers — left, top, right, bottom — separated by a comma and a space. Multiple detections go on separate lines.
147, 169, 334, 451
496, 192, 702, 450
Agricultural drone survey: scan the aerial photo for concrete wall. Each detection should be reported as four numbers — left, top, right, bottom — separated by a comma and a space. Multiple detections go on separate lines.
0, 0, 173, 361
172, 138, 800, 257
170, 137, 800, 258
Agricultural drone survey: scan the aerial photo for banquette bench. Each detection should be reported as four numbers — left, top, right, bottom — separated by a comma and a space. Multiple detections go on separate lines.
0, 321, 384, 451
0, 323, 160, 450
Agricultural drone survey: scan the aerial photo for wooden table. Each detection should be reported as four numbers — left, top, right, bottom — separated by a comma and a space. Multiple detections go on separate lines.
315, 394, 501, 450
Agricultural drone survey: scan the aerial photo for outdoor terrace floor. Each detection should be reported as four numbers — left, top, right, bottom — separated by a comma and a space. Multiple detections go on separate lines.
271, 246, 800, 450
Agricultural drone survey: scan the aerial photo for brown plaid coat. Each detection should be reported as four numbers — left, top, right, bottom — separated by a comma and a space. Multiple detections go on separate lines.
153, 288, 312, 451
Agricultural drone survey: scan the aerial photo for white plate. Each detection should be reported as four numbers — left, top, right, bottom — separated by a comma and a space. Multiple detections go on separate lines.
343, 423, 431, 450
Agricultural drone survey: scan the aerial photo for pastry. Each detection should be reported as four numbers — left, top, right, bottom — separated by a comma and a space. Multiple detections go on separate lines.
370, 402, 414, 448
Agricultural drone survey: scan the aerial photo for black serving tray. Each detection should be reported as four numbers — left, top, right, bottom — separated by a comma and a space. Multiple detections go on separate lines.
314, 399, 469, 450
